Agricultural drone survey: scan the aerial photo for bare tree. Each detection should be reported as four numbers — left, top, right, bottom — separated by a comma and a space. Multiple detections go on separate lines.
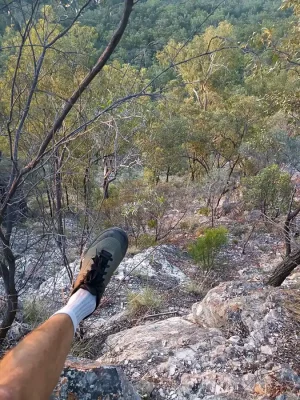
267, 188, 300, 286
0, 0, 243, 345
0, 0, 135, 344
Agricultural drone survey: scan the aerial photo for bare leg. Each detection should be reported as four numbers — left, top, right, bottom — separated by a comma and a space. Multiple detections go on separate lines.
0, 314, 73, 400
0, 228, 128, 400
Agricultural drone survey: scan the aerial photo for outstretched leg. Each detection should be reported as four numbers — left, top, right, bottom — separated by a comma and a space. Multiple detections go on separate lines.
0, 314, 74, 400
0, 228, 128, 400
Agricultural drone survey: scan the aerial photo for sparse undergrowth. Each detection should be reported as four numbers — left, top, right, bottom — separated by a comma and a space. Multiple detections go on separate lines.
184, 280, 205, 296
23, 299, 52, 329
127, 287, 162, 317
188, 226, 228, 272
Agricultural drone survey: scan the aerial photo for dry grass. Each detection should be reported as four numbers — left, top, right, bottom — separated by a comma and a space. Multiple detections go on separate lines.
23, 298, 52, 329
127, 287, 162, 317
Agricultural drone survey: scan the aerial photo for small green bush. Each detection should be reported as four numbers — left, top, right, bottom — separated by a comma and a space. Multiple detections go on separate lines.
179, 221, 189, 230
127, 287, 162, 316
184, 281, 203, 296
23, 299, 51, 328
243, 164, 292, 218
147, 219, 157, 229
231, 224, 248, 237
136, 233, 156, 249
189, 226, 228, 271
197, 206, 210, 216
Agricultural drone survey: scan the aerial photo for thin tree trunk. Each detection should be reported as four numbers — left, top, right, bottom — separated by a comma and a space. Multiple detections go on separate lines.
189, 157, 196, 181
103, 178, 109, 199
65, 185, 70, 211
0, 242, 17, 345
55, 150, 64, 249
283, 189, 300, 257
267, 248, 300, 286
54, 149, 72, 283
83, 165, 90, 234
166, 166, 170, 183
284, 217, 292, 257
46, 188, 53, 218
241, 225, 255, 255
0, 290, 18, 345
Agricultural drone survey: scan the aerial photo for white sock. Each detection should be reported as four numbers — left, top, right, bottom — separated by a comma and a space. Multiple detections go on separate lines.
53, 289, 97, 334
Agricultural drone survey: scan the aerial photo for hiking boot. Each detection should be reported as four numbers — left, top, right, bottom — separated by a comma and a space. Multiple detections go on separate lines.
71, 227, 128, 314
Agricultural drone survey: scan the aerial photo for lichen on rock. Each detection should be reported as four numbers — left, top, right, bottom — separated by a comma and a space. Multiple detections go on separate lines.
51, 357, 140, 400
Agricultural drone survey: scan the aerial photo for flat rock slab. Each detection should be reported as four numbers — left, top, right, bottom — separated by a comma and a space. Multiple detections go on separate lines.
51, 357, 140, 400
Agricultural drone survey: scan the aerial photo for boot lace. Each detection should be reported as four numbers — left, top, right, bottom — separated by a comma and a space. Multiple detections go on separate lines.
83, 249, 113, 287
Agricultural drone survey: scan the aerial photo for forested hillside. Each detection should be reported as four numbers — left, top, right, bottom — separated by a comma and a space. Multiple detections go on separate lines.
0, 0, 299, 351
0, 0, 294, 66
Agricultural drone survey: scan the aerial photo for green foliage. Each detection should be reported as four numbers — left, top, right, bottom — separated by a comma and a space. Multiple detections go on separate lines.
127, 287, 162, 316
147, 219, 157, 229
184, 281, 204, 296
78, 0, 289, 65
136, 233, 156, 250
198, 207, 211, 216
189, 226, 228, 271
23, 299, 51, 328
243, 164, 292, 218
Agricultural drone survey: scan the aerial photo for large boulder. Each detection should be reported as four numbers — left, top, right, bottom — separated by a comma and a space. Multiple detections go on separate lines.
96, 281, 300, 399
98, 316, 219, 363
51, 357, 140, 400
115, 245, 189, 283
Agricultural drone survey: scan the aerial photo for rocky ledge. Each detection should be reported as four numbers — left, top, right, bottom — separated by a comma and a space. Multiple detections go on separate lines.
51, 278, 300, 399
96, 280, 300, 399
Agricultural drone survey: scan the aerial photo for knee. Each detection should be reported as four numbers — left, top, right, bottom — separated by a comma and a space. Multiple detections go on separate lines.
0, 386, 17, 400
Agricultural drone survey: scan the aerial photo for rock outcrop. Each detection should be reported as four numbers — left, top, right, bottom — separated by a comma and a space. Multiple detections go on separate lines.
9, 243, 300, 399
52, 357, 140, 399
97, 281, 300, 399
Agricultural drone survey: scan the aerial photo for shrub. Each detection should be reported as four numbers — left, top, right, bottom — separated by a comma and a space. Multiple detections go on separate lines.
243, 164, 292, 219
179, 221, 189, 230
136, 233, 156, 249
127, 287, 162, 316
188, 226, 228, 271
184, 281, 204, 296
197, 206, 210, 216
23, 299, 51, 328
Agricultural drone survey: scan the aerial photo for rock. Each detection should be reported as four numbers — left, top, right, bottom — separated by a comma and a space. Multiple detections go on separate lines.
190, 281, 266, 331
38, 260, 79, 298
275, 394, 299, 400
261, 345, 273, 355
115, 245, 189, 283
51, 357, 140, 399
180, 371, 244, 397
96, 280, 300, 399
134, 380, 155, 397
97, 316, 215, 363
7, 322, 31, 342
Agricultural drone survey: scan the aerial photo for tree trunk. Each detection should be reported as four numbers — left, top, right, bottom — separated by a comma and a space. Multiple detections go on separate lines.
55, 151, 64, 249
166, 166, 170, 183
0, 243, 18, 346
65, 185, 70, 211
46, 188, 53, 218
284, 217, 292, 257
83, 165, 90, 232
267, 248, 300, 286
189, 157, 196, 181
211, 206, 214, 228
54, 150, 72, 284
103, 178, 109, 199
79, 164, 91, 255
0, 290, 18, 345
